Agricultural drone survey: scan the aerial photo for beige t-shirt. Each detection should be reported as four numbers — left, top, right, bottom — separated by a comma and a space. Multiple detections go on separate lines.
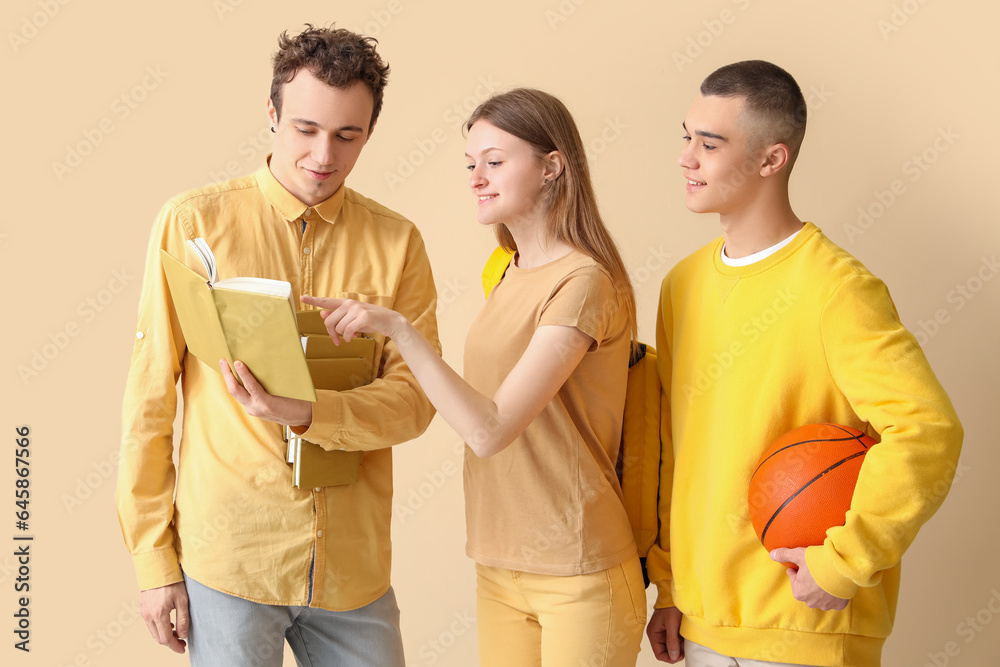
463, 250, 636, 575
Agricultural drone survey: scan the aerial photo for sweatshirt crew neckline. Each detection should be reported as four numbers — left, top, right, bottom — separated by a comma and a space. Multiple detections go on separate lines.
713, 222, 819, 279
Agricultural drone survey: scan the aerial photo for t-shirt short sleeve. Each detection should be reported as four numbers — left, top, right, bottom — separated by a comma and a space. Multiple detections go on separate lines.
538, 266, 618, 347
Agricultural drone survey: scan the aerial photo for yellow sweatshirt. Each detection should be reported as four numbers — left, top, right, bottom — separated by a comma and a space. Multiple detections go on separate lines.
646, 223, 963, 666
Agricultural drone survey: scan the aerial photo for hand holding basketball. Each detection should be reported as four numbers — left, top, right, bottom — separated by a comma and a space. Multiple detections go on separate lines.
749, 423, 872, 611
769, 547, 849, 611
748, 423, 876, 558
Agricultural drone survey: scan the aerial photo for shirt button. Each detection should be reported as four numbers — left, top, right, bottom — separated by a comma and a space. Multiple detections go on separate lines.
303, 247, 311, 255
316, 530, 324, 538
303, 209, 311, 217
135, 331, 144, 340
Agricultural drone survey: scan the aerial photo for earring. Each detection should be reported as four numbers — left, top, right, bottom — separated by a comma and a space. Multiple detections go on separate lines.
544, 179, 550, 184
270, 127, 276, 133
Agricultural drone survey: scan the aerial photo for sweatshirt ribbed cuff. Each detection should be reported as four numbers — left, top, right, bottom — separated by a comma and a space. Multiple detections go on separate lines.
806, 545, 860, 600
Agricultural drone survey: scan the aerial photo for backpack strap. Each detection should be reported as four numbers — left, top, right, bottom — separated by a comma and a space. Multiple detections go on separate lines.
482, 247, 515, 298
617, 343, 661, 578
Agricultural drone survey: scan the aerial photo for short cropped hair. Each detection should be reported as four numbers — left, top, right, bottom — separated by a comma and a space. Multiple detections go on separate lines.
270, 24, 390, 132
701, 60, 807, 169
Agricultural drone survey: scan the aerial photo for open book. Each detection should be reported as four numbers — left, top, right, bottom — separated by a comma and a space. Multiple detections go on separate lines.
160, 238, 317, 402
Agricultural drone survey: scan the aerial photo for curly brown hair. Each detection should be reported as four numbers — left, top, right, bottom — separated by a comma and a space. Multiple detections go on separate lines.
270, 24, 390, 132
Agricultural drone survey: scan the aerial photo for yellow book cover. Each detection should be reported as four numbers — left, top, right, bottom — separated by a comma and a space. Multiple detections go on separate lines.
159, 239, 317, 402
301, 332, 377, 362
290, 441, 364, 488
285, 327, 378, 488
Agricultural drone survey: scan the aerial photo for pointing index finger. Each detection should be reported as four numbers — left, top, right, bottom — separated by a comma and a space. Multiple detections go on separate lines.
301, 295, 345, 310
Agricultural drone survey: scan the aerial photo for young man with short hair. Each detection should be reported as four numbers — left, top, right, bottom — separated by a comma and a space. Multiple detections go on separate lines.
645, 60, 963, 666
117, 25, 438, 666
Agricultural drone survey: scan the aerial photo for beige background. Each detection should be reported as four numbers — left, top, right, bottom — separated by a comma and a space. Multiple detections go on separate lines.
2, 0, 997, 665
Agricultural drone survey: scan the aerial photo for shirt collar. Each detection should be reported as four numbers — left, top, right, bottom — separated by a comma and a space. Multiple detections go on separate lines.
256, 155, 346, 225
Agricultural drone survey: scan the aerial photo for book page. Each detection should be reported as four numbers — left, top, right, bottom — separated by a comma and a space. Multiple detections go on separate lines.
186, 237, 218, 284
215, 276, 291, 298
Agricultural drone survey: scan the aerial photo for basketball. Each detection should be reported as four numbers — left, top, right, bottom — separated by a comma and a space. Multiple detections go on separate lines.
748, 423, 876, 559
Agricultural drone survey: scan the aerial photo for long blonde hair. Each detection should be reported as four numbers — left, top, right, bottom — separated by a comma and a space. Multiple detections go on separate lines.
466, 88, 638, 347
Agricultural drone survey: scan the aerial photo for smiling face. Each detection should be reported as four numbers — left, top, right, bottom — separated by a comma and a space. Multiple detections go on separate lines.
678, 93, 765, 217
465, 120, 551, 228
267, 69, 374, 206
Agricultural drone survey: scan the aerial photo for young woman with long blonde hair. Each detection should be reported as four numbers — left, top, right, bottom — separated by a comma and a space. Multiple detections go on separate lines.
304, 88, 644, 666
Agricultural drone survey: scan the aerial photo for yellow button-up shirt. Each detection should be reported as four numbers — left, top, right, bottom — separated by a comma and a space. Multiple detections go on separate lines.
117, 161, 439, 610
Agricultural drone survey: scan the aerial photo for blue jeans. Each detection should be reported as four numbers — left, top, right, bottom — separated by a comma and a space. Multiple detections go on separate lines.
184, 574, 405, 667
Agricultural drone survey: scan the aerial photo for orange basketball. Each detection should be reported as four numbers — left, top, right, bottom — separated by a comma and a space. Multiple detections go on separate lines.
748, 423, 876, 557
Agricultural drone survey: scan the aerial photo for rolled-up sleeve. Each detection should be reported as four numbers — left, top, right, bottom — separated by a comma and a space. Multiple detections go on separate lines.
116, 202, 190, 590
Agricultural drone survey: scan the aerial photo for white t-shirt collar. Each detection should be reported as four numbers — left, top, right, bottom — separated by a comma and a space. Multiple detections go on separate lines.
721, 228, 801, 267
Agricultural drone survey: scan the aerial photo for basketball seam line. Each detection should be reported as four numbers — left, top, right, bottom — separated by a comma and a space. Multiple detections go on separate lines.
760, 450, 867, 545
750, 432, 867, 482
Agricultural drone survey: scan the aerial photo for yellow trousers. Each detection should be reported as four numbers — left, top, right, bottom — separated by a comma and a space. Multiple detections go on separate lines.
475, 555, 646, 667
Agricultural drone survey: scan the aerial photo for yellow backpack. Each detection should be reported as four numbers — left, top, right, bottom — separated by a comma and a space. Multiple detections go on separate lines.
481, 247, 661, 585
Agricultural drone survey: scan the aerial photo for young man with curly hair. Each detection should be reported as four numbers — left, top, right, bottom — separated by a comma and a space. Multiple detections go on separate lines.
117, 25, 438, 666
